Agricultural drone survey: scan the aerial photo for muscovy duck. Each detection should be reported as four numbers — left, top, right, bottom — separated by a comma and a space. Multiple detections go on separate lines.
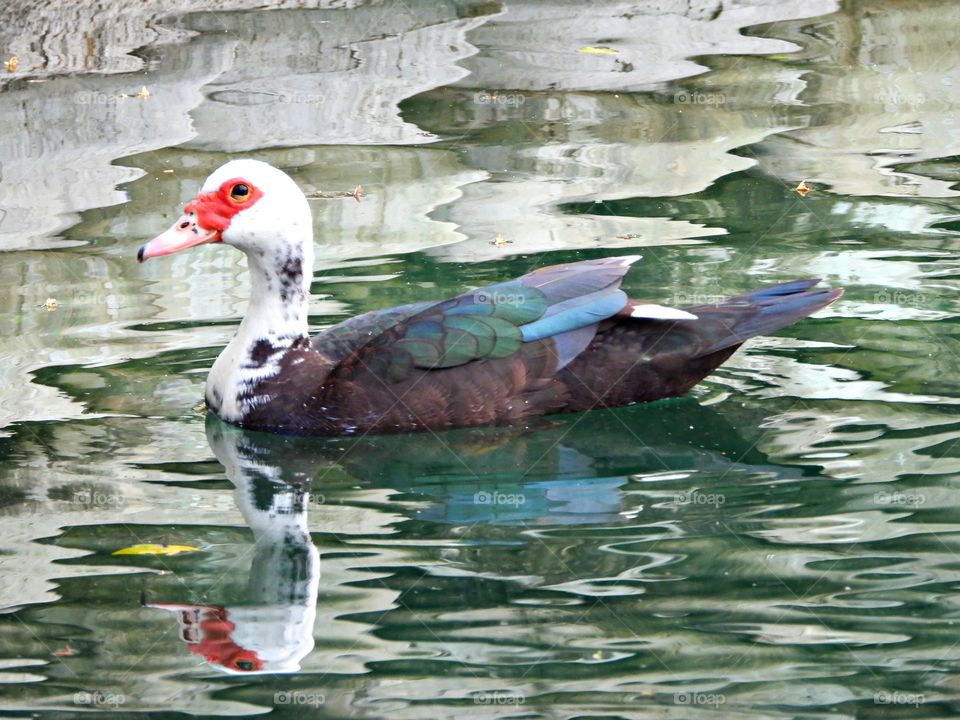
138, 160, 842, 435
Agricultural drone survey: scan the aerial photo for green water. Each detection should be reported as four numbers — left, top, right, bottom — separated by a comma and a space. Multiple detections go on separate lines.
2, 1, 960, 717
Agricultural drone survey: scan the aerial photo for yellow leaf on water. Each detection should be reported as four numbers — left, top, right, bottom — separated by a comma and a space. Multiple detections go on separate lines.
113, 544, 200, 556
136, 86, 150, 100
4, 56, 17, 72
578, 46, 618, 55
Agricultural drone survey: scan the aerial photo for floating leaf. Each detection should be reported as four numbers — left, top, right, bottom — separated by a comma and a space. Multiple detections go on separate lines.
136, 86, 150, 100
4, 56, 17, 72
578, 46, 617, 55
113, 544, 200, 556
42, 298, 58, 311
794, 180, 811, 197
53, 645, 77, 657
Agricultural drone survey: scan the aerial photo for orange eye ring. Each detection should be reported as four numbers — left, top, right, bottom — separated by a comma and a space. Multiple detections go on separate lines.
228, 183, 251, 203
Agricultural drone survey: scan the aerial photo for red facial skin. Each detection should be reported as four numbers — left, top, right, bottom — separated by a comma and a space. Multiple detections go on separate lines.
137, 178, 263, 262
185, 178, 265, 232
176, 607, 266, 673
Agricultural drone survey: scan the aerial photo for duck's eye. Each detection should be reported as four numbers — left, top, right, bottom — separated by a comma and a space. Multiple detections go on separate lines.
229, 183, 250, 202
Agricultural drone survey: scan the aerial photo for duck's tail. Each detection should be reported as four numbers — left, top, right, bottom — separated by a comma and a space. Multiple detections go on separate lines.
556, 278, 842, 410
686, 279, 843, 357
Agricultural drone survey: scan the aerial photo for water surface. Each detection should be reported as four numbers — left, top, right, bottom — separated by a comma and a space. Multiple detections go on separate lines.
2, 1, 960, 717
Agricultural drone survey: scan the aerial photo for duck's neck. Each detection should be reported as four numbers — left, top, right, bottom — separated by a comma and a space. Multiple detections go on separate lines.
206, 240, 314, 421
241, 244, 312, 342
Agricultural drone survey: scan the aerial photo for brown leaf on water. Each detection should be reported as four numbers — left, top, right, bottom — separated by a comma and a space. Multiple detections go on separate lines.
136, 86, 150, 100
491, 232, 512, 248
306, 185, 364, 201
4, 56, 17, 72
42, 297, 59, 311
794, 180, 811, 197
53, 645, 77, 657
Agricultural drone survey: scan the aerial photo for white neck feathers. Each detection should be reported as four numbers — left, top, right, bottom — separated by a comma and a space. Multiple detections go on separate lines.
206, 240, 314, 422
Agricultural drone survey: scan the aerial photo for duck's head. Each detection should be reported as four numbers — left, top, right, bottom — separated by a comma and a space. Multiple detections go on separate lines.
138, 159, 312, 263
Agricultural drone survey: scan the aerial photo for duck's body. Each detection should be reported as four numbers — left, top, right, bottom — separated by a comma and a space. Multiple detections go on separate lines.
139, 160, 842, 436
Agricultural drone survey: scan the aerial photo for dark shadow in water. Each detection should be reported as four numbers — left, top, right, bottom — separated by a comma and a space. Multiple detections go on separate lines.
319, 399, 808, 526
146, 401, 809, 675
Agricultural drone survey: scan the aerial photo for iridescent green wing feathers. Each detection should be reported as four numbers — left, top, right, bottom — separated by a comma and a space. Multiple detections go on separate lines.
325, 257, 641, 383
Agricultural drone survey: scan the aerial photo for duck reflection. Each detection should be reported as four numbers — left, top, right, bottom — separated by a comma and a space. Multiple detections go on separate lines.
148, 400, 806, 674
147, 418, 321, 674
321, 399, 801, 526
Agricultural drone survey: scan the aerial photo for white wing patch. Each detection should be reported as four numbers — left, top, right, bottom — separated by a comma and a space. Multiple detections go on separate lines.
630, 303, 698, 321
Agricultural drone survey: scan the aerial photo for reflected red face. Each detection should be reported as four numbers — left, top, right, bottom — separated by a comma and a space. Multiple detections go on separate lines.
179, 607, 266, 673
